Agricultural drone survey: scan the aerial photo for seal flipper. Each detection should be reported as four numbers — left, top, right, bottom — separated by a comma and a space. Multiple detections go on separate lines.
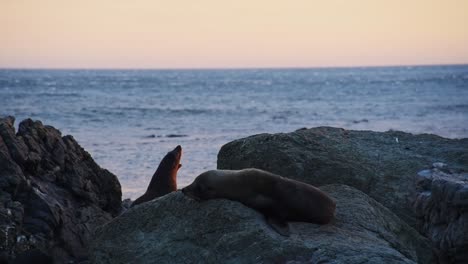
265, 216, 290, 236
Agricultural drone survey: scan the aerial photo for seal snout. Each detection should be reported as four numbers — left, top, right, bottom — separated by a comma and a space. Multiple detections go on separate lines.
172, 145, 182, 160
182, 186, 201, 201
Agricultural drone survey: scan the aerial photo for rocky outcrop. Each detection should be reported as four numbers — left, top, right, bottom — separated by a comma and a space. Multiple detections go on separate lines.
0, 117, 122, 263
217, 127, 468, 228
412, 163, 468, 263
91, 185, 431, 264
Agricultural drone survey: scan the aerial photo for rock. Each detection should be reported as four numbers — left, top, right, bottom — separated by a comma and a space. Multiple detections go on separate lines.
90, 185, 432, 264
412, 165, 468, 263
121, 198, 133, 212
0, 116, 122, 263
165, 134, 188, 138
217, 127, 468, 228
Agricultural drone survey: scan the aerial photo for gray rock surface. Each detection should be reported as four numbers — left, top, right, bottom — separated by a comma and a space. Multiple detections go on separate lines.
412, 163, 468, 263
0, 116, 122, 263
217, 127, 468, 228
91, 185, 431, 264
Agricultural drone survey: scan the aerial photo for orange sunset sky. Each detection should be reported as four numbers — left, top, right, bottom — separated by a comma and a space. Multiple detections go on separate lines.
1, 0, 468, 69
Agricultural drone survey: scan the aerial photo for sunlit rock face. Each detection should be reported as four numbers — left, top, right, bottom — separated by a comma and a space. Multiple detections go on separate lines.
0, 116, 122, 263
413, 163, 468, 264
90, 185, 431, 264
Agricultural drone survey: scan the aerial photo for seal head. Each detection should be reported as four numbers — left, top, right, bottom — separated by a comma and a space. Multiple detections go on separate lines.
182, 170, 225, 200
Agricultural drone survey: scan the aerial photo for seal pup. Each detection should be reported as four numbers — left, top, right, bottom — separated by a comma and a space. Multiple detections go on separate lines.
132, 145, 182, 207
182, 168, 336, 236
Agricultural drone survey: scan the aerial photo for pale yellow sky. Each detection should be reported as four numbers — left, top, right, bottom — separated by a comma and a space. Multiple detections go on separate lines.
1, 0, 467, 68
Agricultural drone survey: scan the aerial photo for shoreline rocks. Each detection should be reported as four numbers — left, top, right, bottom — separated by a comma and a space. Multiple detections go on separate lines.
3, 118, 466, 263
217, 127, 468, 228
91, 185, 431, 264
0, 116, 122, 263
412, 163, 468, 263
217, 127, 468, 263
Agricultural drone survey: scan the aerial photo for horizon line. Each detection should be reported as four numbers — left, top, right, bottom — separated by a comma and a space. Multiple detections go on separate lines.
0, 62, 467, 71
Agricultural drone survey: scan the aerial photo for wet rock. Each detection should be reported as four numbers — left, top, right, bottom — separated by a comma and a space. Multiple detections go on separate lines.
352, 118, 369, 124
120, 198, 133, 213
90, 185, 431, 264
412, 165, 468, 263
0, 116, 122, 263
165, 134, 188, 138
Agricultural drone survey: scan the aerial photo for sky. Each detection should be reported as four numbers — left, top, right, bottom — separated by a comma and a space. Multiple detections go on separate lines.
1, 0, 468, 69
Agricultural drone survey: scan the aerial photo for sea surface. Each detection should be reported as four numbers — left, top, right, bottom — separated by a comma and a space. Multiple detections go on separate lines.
1, 66, 467, 199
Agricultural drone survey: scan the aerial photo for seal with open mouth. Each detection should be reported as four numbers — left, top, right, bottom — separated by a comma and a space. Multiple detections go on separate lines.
132, 145, 182, 206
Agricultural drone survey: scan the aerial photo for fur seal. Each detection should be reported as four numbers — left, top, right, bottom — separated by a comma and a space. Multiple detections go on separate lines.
132, 145, 182, 206
182, 168, 336, 235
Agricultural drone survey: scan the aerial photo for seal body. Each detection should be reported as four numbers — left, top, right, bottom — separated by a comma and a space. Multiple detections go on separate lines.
182, 169, 336, 229
132, 145, 182, 206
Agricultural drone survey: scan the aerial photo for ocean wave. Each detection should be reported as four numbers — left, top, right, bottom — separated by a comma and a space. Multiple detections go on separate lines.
81, 106, 212, 115
431, 104, 468, 112
79, 105, 266, 117
36, 92, 83, 98
144, 134, 188, 139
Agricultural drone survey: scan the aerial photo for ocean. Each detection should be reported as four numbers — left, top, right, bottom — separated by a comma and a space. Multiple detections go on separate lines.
1, 65, 467, 199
